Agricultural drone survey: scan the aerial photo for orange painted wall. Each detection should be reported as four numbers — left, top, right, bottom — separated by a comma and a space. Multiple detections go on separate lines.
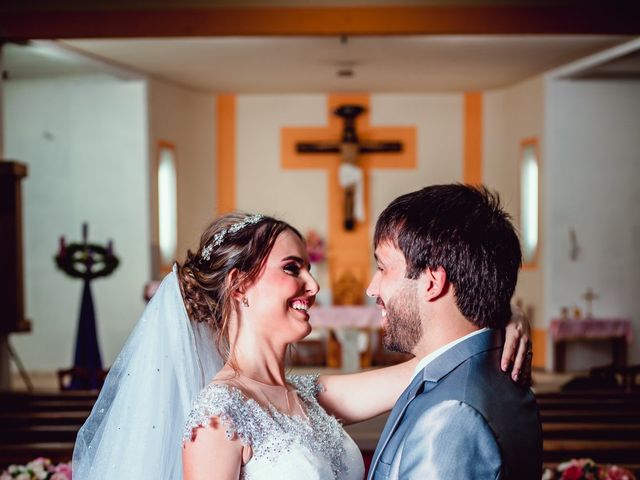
464, 92, 483, 185
531, 328, 547, 370
216, 95, 236, 214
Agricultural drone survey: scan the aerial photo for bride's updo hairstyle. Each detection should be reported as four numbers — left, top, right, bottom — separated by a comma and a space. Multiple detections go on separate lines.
177, 212, 303, 360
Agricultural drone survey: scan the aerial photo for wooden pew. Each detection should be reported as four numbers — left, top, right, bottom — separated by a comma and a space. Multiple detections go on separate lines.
2, 387, 640, 474
540, 410, 640, 423
0, 392, 93, 468
0, 425, 80, 444
543, 422, 640, 441
0, 443, 75, 467
543, 439, 640, 463
536, 389, 640, 475
0, 411, 90, 427
0, 391, 97, 410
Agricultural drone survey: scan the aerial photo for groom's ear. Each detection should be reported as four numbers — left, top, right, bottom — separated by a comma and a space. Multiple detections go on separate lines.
424, 266, 448, 301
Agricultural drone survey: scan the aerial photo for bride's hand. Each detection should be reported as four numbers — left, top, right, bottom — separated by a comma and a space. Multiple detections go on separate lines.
501, 305, 532, 385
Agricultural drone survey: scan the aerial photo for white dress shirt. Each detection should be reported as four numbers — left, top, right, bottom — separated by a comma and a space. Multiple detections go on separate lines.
411, 328, 489, 381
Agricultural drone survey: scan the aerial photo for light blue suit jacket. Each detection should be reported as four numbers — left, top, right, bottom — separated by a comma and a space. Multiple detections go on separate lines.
367, 329, 542, 480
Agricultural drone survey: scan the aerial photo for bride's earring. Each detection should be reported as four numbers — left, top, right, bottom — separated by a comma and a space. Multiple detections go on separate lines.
241, 296, 250, 308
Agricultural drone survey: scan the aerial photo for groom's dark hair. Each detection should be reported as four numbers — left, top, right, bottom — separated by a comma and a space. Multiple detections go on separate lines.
374, 184, 521, 329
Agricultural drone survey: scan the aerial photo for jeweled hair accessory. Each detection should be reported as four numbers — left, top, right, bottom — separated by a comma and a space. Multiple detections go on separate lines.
201, 214, 264, 261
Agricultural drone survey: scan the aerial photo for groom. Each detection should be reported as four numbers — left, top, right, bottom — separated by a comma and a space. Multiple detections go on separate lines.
366, 184, 542, 479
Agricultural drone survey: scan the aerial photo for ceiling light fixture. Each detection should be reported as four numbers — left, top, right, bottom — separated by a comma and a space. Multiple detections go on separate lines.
337, 35, 355, 78
337, 67, 354, 78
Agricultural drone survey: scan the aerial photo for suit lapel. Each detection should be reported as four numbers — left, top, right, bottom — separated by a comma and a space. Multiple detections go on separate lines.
367, 329, 504, 479
368, 373, 432, 479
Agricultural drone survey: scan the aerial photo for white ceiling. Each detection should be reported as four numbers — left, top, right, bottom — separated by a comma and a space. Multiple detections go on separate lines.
573, 49, 640, 79
5, 42, 118, 79
5, 35, 632, 93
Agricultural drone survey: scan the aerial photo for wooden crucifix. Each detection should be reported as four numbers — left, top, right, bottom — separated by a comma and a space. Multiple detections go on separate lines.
296, 105, 403, 230
281, 94, 416, 296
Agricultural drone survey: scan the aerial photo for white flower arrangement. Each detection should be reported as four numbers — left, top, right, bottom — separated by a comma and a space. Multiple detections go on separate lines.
0, 458, 71, 480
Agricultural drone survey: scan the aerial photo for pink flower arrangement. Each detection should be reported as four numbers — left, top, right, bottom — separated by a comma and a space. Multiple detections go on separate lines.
305, 230, 326, 263
0, 458, 72, 480
542, 458, 636, 480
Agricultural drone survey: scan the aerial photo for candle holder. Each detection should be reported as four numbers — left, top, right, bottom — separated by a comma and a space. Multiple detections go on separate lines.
54, 223, 119, 390
55, 242, 119, 280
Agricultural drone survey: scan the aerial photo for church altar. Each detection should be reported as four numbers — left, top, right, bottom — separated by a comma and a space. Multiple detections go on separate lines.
310, 305, 381, 373
309, 305, 381, 329
549, 317, 633, 372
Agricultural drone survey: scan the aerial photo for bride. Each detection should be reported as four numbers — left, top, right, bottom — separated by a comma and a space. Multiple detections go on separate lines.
73, 213, 531, 479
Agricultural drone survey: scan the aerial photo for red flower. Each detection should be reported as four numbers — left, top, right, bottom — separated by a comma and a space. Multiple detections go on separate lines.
305, 230, 326, 263
606, 465, 637, 480
563, 465, 585, 480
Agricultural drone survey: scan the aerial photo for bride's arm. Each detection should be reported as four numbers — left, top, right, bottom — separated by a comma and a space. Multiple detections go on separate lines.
317, 309, 531, 425
183, 418, 245, 480
317, 356, 418, 425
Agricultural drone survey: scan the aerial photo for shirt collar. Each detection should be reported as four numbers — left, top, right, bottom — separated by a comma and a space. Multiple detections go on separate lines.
411, 328, 489, 382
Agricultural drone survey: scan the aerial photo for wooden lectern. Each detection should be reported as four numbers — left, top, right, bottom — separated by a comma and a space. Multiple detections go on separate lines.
0, 161, 31, 333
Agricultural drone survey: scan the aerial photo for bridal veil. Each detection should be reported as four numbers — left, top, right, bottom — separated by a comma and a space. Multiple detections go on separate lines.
73, 267, 223, 479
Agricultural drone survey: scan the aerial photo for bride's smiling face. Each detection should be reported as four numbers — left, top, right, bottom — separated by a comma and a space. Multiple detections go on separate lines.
242, 229, 319, 344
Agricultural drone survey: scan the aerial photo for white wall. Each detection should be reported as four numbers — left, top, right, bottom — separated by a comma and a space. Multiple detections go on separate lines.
545, 78, 640, 368
148, 79, 216, 271
4, 75, 150, 370
235, 93, 464, 299
369, 94, 463, 225
236, 94, 330, 296
484, 76, 545, 331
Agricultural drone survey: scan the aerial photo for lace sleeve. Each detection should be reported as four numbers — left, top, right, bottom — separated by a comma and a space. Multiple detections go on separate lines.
183, 383, 254, 445
287, 374, 323, 402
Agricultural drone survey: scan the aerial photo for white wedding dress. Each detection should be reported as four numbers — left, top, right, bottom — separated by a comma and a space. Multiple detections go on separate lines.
184, 375, 365, 480
73, 267, 365, 480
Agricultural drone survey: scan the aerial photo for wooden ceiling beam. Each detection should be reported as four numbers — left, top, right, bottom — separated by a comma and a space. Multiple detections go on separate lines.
1, 5, 638, 40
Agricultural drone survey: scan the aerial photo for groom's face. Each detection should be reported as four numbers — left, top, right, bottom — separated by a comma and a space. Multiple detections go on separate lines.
367, 242, 423, 354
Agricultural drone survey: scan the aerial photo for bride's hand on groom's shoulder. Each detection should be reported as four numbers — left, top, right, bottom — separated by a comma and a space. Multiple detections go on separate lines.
502, 305, 533, 387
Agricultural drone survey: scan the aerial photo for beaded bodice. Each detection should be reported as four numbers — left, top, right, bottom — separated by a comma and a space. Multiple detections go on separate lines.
184, 374, 364, 480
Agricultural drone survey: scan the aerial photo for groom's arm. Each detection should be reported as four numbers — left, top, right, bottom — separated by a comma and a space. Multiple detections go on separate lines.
399, 400, 501, 479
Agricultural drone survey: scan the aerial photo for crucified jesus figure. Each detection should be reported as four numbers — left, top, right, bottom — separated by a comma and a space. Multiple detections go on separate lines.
296, 104, 403, 231
338, 141, 363, 231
